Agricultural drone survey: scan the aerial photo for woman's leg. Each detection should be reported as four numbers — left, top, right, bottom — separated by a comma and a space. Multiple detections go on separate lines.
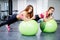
34, 15, 40, 21
0, 14, 18, 27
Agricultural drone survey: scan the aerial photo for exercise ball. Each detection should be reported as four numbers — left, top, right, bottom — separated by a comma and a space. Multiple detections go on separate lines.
19, 20, 39, 36
40, 19, 57, 33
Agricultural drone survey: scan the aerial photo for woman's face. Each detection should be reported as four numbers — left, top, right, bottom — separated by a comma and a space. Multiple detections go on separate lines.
28, 7, 32, 13
48, 9, 54, 14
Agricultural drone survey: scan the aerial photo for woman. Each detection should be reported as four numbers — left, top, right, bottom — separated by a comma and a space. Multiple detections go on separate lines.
0, 5, 33, 31
32, 7, 55, 22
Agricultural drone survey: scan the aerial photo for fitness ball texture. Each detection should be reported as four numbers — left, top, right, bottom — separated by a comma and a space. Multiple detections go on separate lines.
19, 20, 39, 36
40, 19, 57, 33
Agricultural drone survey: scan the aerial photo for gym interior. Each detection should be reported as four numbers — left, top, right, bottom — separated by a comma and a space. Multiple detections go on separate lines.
0, 0, 60, 40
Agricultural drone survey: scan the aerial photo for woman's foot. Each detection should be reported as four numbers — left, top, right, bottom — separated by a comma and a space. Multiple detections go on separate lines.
6, 25, 10, 32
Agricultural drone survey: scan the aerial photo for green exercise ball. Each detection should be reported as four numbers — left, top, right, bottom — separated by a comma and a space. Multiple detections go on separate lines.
19, 20, 39, 36
40, 19, 57, 33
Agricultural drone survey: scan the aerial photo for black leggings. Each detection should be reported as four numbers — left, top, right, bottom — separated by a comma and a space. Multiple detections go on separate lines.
0, 14, 40, 27
34, 15, 40, 21
0, 14, 18, 27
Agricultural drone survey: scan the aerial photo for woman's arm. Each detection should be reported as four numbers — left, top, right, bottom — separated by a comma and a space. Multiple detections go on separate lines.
43, 16, 53, 22
18, 11, 30, 21
43, 12, 53, 22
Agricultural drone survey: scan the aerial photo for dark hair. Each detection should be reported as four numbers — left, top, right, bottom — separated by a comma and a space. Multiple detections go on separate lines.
24, 5, 33, 18
48, 7, 55, 11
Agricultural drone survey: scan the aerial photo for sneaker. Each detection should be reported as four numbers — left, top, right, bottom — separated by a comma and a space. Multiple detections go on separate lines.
6, 25, 10, 32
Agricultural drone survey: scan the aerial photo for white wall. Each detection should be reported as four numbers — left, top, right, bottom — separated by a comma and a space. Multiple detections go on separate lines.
13, 0, 18, 10
18, 0, 26, 14
48, 0, 60, 20
17, 0, 48, 15
37, 0, 48, 14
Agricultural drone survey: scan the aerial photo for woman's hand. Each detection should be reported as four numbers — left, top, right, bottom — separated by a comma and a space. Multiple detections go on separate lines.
43, 16, 53, 22
43, 18, 47, 22
31, 16, 35, 20
23, 18, 31, 22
